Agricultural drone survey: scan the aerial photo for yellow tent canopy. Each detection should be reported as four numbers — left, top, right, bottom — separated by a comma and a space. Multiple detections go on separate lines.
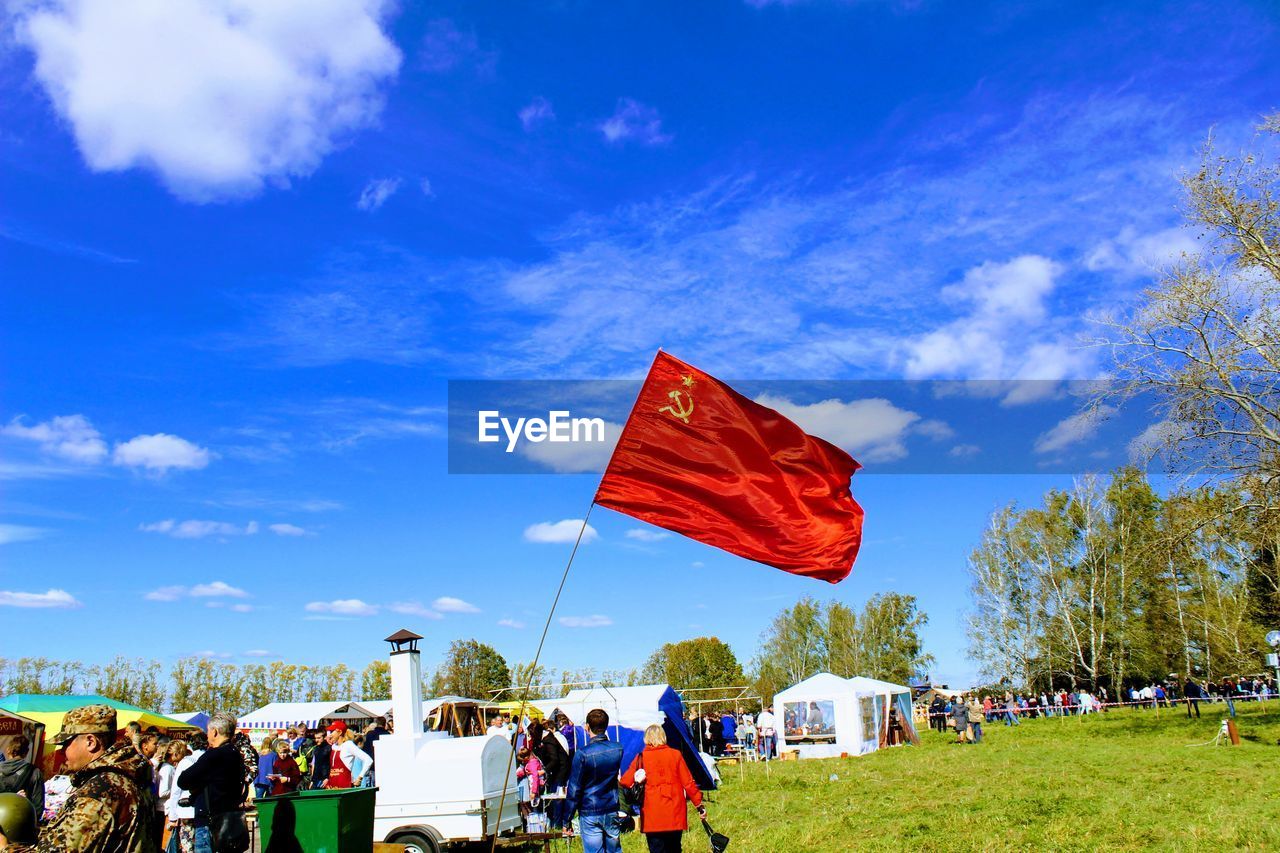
493, 699, 545, 720
0, 694, 199, 734
0, 694, 198, 775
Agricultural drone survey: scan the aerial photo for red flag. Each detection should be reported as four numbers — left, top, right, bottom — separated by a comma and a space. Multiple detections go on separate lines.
595, 352, 864, 583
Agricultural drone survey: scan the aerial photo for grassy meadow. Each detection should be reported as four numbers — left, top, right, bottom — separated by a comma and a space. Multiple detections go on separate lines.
593, 701, 1280, 852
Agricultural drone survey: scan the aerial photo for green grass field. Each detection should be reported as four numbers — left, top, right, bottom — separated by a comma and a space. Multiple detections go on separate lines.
605, 702, 1280, 852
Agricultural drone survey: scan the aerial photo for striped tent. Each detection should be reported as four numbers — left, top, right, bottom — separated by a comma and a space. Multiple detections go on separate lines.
237, 701, 375, 733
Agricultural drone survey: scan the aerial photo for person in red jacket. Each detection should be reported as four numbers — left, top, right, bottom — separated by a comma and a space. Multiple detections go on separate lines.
619, 725, 706, 853
269, 740, 301, 796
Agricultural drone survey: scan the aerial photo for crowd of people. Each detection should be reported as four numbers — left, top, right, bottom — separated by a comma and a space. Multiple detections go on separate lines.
486, 707, 715, 853
0, 699, 737, 853
0, 704, 392, 852
683, 708, 778, 759
923, 674, 1280, 743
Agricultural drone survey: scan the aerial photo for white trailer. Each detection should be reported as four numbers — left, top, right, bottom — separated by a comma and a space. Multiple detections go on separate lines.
373, 630, 522, 852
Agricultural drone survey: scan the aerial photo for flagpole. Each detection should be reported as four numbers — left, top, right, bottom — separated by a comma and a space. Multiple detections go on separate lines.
491, 501, 598, 852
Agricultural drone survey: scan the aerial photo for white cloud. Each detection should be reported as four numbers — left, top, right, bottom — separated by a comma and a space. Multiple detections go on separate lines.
114, 434, 211, 472
2, 414, 107, 463
949, 444, 982, 458
190, 581, 248, 598
625, 529, 670, 542
754, 394, 921, 463
598, 98, 672, 146
904, 255, 1071, 380
357, 177, 401, 211
230, 603, 254, 613
915, 419, 955, 440
306, 598, 378, 617
145, 581, 247, 601
433, 596, 480, 614
11, 0, 402, 201
146, 581, 249, 601
518, 419, 622, 473
268, 523, 307, 536
559, 614, 613, 628
244, 649, 271, 657
1128, 419, 1188, 463
1034, 406, 1117, 454
144, 585, 186, 602
519, 96, 555, 131
1085, 225, 1199, 277
140, 519, 255, 539
523, 519, 600, 544
0, 524, 48, 545
388, 601, 444, 619
497, 618, 525, 629
0, 588, 81, 608
193, 650, 232, 659
420, 177, 434, 197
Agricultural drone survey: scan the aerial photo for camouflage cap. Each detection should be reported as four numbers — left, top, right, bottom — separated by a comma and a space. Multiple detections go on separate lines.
51, 703, 117, 744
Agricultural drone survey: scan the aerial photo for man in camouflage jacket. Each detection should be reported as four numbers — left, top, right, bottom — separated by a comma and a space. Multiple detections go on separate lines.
0, 704, 157, 852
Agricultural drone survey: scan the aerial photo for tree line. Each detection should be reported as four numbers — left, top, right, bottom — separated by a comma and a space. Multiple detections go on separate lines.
0, 591, 936, 716
967, 468, 1276, 692
0, 656, 394, 716
969, 111, 1280, 692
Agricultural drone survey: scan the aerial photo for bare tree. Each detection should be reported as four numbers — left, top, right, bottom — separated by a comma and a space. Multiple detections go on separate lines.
1101, 114, 1280, 500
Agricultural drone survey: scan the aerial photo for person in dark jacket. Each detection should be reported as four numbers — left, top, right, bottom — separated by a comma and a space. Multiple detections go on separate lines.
0, 736, 43, 819
1183, 679, 1204, 718
307, 731, 331, 790
707, 715, 724, 756
176, 712, 245, 851
528, 721, 571, 830
928, 695, 947, 732
565, 709, 624, 853
361, 718, 388, 787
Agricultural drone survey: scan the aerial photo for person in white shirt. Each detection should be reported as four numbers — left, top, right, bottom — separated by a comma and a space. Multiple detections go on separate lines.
487, 715, 508, 737
755, 705, 777, 760
322, 724, 373, 788
156, 740, 189, 844
168, 735, 206, 853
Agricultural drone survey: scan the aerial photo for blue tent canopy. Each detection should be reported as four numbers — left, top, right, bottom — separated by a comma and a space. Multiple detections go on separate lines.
171, 711, 210, 730
538, 684, 715, 790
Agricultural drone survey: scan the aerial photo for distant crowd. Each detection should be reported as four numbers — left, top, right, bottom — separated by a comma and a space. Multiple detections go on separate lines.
923, 675, 1279, 743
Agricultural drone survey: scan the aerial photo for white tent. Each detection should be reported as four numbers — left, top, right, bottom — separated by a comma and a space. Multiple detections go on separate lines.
423, 695, 492, 716
361, 699, 394, 719
238, 701, 375, 733
774, 673, 878, 759
846, 676, 920, 746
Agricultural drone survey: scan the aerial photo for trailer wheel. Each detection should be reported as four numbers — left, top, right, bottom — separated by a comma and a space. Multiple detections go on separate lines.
389, 831, 440, 853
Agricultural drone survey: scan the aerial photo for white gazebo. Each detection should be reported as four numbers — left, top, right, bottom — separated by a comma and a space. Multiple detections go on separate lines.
774, 672, 877, 759
774, 673, 920, 759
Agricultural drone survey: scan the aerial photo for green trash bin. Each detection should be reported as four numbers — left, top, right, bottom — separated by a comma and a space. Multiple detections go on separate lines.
256, 787, 377, 853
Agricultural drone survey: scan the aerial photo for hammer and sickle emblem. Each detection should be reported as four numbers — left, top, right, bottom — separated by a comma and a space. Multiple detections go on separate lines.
658, 375, 696, 423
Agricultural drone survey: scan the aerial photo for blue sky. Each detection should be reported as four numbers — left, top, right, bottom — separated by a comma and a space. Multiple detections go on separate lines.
1, 0, 1277, 691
